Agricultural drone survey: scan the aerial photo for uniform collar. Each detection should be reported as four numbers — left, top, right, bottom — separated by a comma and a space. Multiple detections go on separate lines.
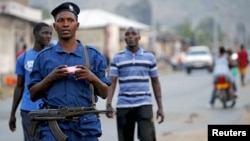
54, 40, 83, 57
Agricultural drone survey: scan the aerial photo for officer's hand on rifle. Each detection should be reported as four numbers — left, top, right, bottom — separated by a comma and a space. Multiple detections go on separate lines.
106, 103, 115, 118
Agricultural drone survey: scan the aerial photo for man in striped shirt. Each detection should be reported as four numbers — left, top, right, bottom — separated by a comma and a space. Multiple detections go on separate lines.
106, 26, 164, 141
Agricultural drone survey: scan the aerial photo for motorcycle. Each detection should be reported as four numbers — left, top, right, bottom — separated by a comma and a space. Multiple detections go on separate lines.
213, 75, 236, 109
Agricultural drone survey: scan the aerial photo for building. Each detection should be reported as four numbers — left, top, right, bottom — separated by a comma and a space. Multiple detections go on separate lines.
0, 0, 42, 86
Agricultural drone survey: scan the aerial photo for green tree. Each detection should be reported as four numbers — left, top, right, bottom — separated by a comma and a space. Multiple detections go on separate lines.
193, 29, 210, 46
194, 17, 224, 48
174, 19, 195, 45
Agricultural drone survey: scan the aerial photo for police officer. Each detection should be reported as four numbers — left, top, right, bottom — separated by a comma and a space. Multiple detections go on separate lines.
28, 2, 111, 141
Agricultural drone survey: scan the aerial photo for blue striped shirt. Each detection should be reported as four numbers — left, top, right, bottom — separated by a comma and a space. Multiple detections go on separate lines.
109, 47, 158, 108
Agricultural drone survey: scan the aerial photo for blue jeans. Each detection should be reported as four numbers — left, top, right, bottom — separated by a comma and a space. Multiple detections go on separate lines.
209, 89, 216, 105
21, 110, 40, 141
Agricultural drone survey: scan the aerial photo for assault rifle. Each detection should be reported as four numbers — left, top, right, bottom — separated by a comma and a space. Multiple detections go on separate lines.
29, 107, 112, 141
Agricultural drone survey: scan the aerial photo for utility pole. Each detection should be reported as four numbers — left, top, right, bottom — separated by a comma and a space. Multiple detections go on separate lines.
212, 1, 219, 53
213, 16, 218, 52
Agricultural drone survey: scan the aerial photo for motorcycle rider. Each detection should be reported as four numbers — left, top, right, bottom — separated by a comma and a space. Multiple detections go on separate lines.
207, 46, 237, 108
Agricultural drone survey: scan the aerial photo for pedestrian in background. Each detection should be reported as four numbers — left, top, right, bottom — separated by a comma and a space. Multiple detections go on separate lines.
9, 22, 52, 141
28, 2, 111, 141
106, 26, 164, 141
237, 44, 249, 86
16, 44, 27, 59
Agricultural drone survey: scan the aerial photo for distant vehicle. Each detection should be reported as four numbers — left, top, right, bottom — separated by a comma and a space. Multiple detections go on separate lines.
183, 46, 213, 74
169, 52, 186, 71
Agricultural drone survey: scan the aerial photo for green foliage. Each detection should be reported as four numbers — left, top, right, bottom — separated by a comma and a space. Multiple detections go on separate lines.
174, 17, 226, 47
174, 19, 195, 45
155, 22, 162, 32
194, 29, 211, 47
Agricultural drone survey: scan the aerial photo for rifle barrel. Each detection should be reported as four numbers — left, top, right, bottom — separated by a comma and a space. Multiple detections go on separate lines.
29, 109, 113, 121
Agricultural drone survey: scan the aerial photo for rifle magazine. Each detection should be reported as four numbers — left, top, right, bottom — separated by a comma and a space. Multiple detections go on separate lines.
48, 120, 68, 141
29, 121, 38, 136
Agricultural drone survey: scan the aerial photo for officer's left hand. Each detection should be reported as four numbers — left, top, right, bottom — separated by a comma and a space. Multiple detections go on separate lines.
74, 65, 96, 82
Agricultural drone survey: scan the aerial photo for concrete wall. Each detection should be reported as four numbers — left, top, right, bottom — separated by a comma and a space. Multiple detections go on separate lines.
76, 26, 150, 60
76, 28, 105, 52
0, 0, 28, 5
0, 0, 41, 88
0, 15, 34, 74
76, 26, 121, 61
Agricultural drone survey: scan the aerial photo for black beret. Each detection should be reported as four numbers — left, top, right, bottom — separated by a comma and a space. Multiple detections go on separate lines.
51, 2, 80, 18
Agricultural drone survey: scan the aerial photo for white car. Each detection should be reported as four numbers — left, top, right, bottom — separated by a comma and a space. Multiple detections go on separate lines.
183, 46, 213, 74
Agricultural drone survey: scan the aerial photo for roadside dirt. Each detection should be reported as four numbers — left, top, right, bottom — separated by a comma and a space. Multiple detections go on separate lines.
158, 105, 250, 141
0, 86, 14, 100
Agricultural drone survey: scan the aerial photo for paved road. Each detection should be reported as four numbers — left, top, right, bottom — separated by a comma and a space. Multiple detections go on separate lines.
0, 68, 250, 141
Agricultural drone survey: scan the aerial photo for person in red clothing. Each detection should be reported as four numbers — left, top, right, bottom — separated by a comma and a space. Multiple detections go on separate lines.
237, 44, 249, 86
16, 44, 27, 59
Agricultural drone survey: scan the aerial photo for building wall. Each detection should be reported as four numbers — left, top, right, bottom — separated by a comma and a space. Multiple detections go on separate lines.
0, 0, 41, 88
76, 27, 150, 61
0, 15, 34, 74
0, 15, 14, 74
76, 28, 105, 52
76, 26, 121, 60
0, 0, 28, 5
